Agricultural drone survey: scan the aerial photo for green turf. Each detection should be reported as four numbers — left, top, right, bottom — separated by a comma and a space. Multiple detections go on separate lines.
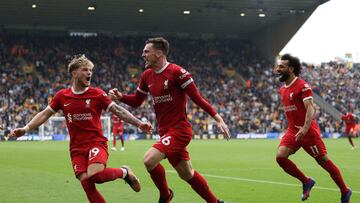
0, 139, 359, 203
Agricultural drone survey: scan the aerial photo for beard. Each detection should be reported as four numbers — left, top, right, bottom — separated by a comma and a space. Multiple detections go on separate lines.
144, 60, 151, 68
278, 72, 290, 82
75, 77, 90, 88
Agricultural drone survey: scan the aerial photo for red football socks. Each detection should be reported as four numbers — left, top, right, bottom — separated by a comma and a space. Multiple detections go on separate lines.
113, 137, 116, 148
319, 160, 348, 195
276, 157, 308, 184
149, 164, 171, 198
90, 168, 124, 183
187, 171, 218, 203
81, 179, 106, 203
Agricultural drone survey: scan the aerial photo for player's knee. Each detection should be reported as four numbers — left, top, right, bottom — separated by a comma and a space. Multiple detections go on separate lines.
276, 156, 287, 165
77, 173, 87, 182
315, 155, 328, 165
143, 156, 156, 171
177, 168, 194, 181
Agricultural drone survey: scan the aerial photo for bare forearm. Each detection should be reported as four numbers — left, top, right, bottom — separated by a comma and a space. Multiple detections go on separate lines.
110, 104, 142, 127
26, 108, 53, 131
303, 105, 315, 130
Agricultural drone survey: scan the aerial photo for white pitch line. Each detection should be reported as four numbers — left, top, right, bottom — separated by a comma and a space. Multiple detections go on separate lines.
166, 170, 359, 194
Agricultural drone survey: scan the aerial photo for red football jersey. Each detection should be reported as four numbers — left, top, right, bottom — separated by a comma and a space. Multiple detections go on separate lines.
111, 114, 124, 127
137, 63, 193, 131
279, 77, 319, 132
341, 113, 356, 127
48, 87, 115, 150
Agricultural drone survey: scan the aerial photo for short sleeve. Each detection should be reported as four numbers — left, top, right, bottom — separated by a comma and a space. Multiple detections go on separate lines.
300, 83, 313, 102
137, 72, 149, 95
97, 89, 115, 112
174, 67, 193, 89
48, 91, 62, 113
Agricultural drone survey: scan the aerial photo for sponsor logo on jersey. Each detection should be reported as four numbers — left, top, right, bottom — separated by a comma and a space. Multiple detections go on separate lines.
152, 94, 173, 104
67, 113, 93, 122
282, 105, 298, 112
302, 83, 311, 92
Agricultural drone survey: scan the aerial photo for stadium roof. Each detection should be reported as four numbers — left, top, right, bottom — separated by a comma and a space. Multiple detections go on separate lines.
1, 0, 330, 37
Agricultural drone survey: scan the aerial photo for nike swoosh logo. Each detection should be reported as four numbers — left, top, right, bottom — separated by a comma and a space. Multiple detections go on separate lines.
64, 103, 71, 107
148, 84, 153, 88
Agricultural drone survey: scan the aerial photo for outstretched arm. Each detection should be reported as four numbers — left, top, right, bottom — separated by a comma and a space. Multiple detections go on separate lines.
109, 88, 147, 108
10, 108, 54, 138
184, 83, 231, 140
109, 103, 152, 133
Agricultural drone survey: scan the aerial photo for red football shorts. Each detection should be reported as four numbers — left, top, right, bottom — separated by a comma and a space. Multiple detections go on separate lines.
279, 127, 327, 158
70, 142, 109, 176
153, 125, 192, 167
113, 125, 124, 135
345, 124, 355, 135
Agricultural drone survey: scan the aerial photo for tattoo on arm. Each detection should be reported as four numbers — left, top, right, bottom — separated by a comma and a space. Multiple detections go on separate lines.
110, 104, 141, 127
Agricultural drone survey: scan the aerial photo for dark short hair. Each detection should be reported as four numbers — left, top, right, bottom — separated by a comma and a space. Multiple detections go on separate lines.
280, 53, 302, 76
145, 37, 170, 56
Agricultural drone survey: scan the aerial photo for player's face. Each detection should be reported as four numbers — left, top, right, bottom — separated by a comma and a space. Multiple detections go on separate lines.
142, 43, 160, 68
74, 65, 93, 87
276, 60, 291, 82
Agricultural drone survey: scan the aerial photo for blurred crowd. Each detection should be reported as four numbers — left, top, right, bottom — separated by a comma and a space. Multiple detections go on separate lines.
0, 34, 359, 138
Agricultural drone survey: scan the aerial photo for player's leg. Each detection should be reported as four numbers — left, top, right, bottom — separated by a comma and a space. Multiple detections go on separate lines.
78, 172, 106, 203
120, 132, 125, 151
143, 147, 171, 201
72, 152, 106, 203
303, 139, 351, 202
345, 128, 355, 149
276, 136, 309, 184
111, 129, 117, 151
348, 128, 355, 149
276, 133, 315, 201
173, 159, 220, 203
87, 145, 141, 192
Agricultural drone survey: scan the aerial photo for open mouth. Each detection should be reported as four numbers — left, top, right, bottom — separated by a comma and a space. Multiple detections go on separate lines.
86, 77, 91, 82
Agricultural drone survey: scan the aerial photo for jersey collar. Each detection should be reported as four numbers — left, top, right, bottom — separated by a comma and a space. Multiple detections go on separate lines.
71, 87, 89, 94
154, 62, 170, 74
284, 77, 298, 88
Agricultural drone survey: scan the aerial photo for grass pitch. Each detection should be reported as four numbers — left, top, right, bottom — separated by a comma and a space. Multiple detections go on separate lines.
0, 139, 359, 203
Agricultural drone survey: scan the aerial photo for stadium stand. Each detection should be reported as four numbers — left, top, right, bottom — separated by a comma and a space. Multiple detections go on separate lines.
0, 35, 359, 138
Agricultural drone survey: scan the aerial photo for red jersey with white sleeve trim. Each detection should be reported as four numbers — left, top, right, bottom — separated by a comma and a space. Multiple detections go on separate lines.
48, 87, 115, 151
279, 77, 319, 133
137, 63, 193, 131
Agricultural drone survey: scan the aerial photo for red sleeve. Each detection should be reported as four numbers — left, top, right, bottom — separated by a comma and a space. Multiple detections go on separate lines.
121, 91, 147, 108
174, 66, 193, 89
97, 89, 115, 112
300, 83, 313, 102
48, 91, 62, 113
184, 82, 217, 117
341, 114, 346, 121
